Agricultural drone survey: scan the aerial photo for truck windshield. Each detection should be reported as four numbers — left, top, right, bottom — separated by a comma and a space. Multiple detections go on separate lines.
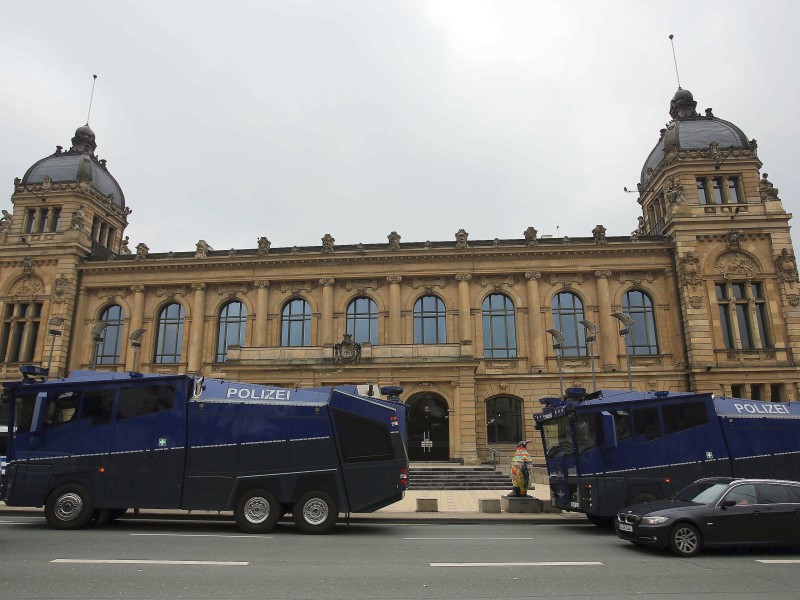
541, 416, 574, 458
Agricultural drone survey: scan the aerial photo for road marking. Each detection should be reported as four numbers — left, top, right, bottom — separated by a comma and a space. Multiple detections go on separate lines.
51, 559, 248, 566
430, 562, 603, 567
130, 533, 268, 539
405, 538, 533, 541
756, 560, 800, 564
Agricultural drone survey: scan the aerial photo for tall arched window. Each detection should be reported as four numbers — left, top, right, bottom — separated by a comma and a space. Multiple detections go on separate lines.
154, 302, 184, 364
482, 293, 517, 358
622, 290, 659, 355
216, 301, 247, 362
281, 298, 311, 347
486, 396, 523, 444
95, 304, 124, 365
413, 295, 446, 344
551, 292, 587, 356
346, 297, 377, 345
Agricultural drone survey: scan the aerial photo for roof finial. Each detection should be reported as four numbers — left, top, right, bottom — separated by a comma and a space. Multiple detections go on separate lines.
86, 74, 98, 126
669, 35, 681, 89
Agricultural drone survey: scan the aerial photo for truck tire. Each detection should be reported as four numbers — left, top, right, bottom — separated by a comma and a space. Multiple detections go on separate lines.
668, 522, 702, 557
631, 492, 658, 505
235, 489, 281, 534
44, 483, 93, 530
293, 490, 338, 534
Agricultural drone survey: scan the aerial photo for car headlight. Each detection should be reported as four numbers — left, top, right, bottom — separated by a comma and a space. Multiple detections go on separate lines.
639, 516, 668, 525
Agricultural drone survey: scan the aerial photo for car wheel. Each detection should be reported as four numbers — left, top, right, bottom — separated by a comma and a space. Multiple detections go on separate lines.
235, 489, 281, 534
293, 491, 338, 534
44, 484, 93, 530
668, 522, 702, 557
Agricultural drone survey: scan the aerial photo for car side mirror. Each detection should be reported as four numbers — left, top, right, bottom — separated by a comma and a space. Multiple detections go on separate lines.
720, 499, 736, 509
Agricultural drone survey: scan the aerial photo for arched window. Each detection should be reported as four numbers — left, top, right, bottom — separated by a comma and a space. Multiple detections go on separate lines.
346, 297, 378, 345
154, 302, 184, 364
95, 304, 124, 365
482, 293, 517, 358
551, 292, 587, 356
622, 290, 659, 355
281, 298, 311, 347
486, 396, 523, 444
216, 301, 247, 362
413, 295, 446, 344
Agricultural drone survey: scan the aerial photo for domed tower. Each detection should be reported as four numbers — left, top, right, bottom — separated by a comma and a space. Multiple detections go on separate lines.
637, 89, 799, 399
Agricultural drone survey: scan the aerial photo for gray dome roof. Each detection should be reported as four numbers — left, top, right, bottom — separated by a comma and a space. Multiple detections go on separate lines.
21, 125, 126, 208
640, 89, 749, 185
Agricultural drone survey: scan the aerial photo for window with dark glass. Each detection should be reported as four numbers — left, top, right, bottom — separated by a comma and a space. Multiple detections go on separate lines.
551, 292, 586, 357
482, 294, 517, 358
716, 281, 770, 350
622, 290, 659, 355
78, 389, 116, 426
414, 295, 446, 344
0, 301, 42, 363
612, 410, 632, 441
346, 297, 377, 345
663, 401, 708, 434
726, 177, 741, 203
217, 300, 247, 361
117, 384, 176, 420
154, 303, 184, 364
281, 298, 311, 347
486, 396, 523, 444
42, 391, 81, 427
632, 406, 661, 441
11, 394, 37, 433
758, 483, 793, 504
94, 304, 124, 365
333, 410, 393, 462
575, 413, 602, 454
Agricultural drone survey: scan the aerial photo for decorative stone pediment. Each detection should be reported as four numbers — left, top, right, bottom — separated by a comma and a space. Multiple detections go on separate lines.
714, 252, 757, 280
10, 275, 44, 300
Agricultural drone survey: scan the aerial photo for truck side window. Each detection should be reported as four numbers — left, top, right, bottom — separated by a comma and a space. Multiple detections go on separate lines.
118, 384, 176, 420
79, 389, 115, 426
632, 407, 661, 441
663, 401, 708, 434
12, 395, 37, 433
42, 391, 80, 427
612, 410, 632, 441
333, 410, 393, 462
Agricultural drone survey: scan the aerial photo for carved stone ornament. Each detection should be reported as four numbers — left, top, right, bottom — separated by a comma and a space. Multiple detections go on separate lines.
524, 227, 538, 246
52, 275, 71, 304
724, 230, 741, 249
592, 224, 607, 244
455, 228, 469, 249
135, 243, 149, 260
22, 256, 35, 275
195, 239, 212, 259
714, 251, 757, 281
120, 236, 132, 254
387, 231, 401, 251
678, 252, 702, 288
775, 248, 799, 284
11, 275, 44, 299
321, 234, 335, 254
257, 236, 271, 256
760, 173, 780, 201
70, 204, 87, 231
0, 209, 11, 232
333, 333, 361, 364
666, 177, 686, 204
787, 294, 800, 307
689, 295, 703, 309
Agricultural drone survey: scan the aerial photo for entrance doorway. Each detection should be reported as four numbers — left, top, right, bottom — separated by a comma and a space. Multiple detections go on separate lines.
406, 393, 449, 461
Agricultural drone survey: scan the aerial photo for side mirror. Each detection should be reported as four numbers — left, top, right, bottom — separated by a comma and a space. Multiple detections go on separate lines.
720, 499, 736, 509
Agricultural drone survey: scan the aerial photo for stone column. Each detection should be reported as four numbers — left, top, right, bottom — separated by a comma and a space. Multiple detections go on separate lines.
254, 280, 270, 347
187, 282, 206, 373
124, 285, 145, 371
320, 278, 335, 346
525, 271, 545, 370
456, 274, 472, 343
596, 270, 617, 370
387, 275, 402, 344
451, 379, 480, 465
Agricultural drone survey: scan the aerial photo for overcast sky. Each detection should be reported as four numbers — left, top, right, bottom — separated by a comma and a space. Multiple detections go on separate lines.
2, 1, 798, 253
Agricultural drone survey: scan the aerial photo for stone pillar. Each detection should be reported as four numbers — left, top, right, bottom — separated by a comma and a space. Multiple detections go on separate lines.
124, 285, 145, 371
525, 271, 545, 370
387, 275, 402, 344
596, 270, 617, 370
187, 283, 206, 373
254, 280, 270, 347
451, 379, 480, 465
456, 274, 472, 343
320, 278, 335, 346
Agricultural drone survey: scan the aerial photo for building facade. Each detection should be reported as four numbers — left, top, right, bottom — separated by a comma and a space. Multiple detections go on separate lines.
1, 88, 798, 465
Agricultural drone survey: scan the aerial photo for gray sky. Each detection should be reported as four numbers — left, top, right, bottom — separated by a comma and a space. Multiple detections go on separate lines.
2, 1, 798, 253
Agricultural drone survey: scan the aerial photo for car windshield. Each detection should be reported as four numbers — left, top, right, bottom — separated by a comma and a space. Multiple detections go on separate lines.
541, 416, 574, 458
673, 481, 729, 504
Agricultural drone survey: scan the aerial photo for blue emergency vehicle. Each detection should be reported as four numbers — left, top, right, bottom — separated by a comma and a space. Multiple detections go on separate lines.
0, 367, 408, 534
534, 387, 800, 526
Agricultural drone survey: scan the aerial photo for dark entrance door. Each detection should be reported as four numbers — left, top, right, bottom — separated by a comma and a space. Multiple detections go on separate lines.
406, 393, 449, 461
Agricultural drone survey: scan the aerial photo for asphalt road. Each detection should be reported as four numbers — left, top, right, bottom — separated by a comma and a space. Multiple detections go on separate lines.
1, 515, 799, 599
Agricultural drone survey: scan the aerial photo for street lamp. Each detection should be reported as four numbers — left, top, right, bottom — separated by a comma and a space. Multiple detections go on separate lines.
129, 328, 146, 372
45, 316, 65, 377
546, 328, 565, 398
579, 319, 597, 392
611, 312, 634, 391
90, 321, 108, 370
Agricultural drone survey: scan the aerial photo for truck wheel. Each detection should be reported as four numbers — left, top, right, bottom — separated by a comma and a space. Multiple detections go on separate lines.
586, 514, 614, 528
668, 522, 702, 557
44, 484, 93, 530
631, 492, 658, 505
235, 489, 281, 534
293, 491, 338, 534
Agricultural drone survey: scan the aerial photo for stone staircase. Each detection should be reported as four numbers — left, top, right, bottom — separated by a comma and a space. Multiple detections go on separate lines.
408, 462, 511, 490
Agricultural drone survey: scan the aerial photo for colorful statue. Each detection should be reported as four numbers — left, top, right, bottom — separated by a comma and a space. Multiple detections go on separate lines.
509, 440, 531, 496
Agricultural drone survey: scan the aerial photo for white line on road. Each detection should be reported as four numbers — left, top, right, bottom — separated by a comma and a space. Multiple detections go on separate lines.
430, 562, 603, 567
406, 537, 533, 540
756, 560, 800, 564
130, 533, 268, 539
51, 559, 248, 566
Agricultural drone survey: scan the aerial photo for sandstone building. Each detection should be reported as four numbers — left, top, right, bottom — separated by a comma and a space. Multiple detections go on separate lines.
1, 88, 798, 465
